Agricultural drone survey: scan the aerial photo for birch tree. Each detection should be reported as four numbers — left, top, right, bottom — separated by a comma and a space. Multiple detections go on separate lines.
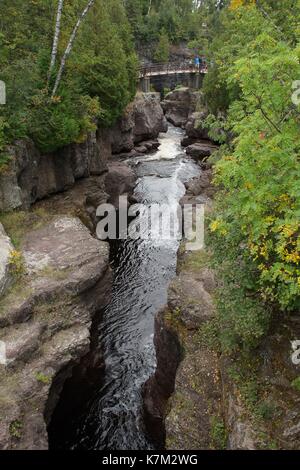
51, 0, 96, 97
48, 0, 64, 84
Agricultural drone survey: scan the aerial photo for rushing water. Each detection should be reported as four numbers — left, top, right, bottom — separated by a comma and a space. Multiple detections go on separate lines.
49, 125, 200, 450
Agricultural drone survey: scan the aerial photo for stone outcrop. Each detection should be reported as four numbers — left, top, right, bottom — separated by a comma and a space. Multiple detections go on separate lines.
143, 311, 182, 449
110, 92, 167, 154
0, 92, 166, 213
144, 250, 222, 450
184, 110, 227, 145
0, 217, 112, 449
105, 161, 136, 206
0, 129, 110, 212
0, 90, 168, 450
185, 111, 209, 140
133, 92, 168, 142
161, 88, 194, 127
161, 88, 203, 128
185, 141, 219, 160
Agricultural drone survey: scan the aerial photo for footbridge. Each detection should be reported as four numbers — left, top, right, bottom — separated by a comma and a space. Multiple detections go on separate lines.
138, 61, 208, 92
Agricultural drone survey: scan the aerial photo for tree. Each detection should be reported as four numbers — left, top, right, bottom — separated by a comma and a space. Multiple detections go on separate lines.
47, 0, 64, 84
51, 0, 96, 97
0, 0, 137, 156
154, 29, 170, 62
203, 1, 300, 348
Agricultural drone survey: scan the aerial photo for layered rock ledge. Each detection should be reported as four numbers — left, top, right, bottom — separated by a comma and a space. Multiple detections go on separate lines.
0, 92, 167, 213
0, 217, 112, 449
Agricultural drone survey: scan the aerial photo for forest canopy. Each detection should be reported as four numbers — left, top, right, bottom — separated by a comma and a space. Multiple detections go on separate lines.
198, 0, 300, 350
0, 0, 138, 154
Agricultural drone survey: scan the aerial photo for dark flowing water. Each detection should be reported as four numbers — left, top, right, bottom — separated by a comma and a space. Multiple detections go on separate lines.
49, 125, 200, 450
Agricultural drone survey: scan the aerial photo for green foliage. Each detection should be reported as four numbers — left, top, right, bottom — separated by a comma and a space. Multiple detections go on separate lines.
125, 0, 202, 43
35, 372, 52, 385
0, 0, 137, 154
9, 420, 22, 439
210, 416, 227, 449
154, 29, 170, 63
203, 2, 300, 350
256, 401, 276, 421
291, 376, 300, 392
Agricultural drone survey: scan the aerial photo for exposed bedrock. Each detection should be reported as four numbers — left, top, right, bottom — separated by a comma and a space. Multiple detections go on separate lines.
109, 92, 168, 154
185, 141, 219, 160
0, 129, 111, 213
0, 217, 112, 449
0, 224, 14, 296
0, 92, 167, 213
143, 310, 182, 449
161, 87, 195, 128
161, 88, 204, 128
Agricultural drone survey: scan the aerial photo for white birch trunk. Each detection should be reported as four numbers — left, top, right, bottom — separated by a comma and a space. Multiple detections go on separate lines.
51, 0, 95, 97
48, 0, 64, 84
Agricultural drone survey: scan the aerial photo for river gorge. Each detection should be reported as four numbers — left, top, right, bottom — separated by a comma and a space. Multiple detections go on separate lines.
48, 125, 200, 450
1, 87, 298, 452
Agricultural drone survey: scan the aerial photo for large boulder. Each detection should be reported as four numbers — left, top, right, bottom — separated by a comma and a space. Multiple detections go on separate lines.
0, 130, 111, 212
161, 88, 203, 128
105, 161, 136, 206
133, 92, 168, 143
185, 141, 218, 160
161, 87, 193, 127
110, 93, 167, 153
109, 103, 135, 154
185, 111, 210, 140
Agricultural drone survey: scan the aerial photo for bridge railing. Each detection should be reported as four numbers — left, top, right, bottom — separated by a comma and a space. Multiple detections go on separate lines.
139, 61, 208, 78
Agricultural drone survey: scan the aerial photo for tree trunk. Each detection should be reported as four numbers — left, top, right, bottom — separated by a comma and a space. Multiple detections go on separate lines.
48, 0, 64, 84
51, 0, 95, 98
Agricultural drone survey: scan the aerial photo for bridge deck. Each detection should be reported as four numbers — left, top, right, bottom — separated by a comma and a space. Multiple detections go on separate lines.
139, 63, 208, 79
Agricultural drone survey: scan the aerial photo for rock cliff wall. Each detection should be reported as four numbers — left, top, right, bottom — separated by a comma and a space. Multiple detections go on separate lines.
0, 92, 167, 212
110, 92, 167, 155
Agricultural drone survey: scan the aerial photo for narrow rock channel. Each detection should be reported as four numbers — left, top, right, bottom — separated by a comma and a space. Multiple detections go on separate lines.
48, 125, 200, 450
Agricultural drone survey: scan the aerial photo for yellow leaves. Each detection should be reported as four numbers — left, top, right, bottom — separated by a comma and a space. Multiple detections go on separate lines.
280, 223, 298, 239
210, 220, 221, 232
265, 216, 275, 225
9, 249, 22, 263
285, 252, 300, 264
50, 95, 62, 104
8, 249, 25, 277
229, 0, 256, 11
210, 219, 228, 236
244, 181, 253, 190
259, 243, 269, 260
223, 155, 235, 161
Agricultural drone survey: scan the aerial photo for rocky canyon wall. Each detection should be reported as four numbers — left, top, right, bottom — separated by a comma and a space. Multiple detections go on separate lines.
0, 92, 167, 212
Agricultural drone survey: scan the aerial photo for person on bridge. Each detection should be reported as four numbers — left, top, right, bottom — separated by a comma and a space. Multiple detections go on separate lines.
194, 56, 201, 71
